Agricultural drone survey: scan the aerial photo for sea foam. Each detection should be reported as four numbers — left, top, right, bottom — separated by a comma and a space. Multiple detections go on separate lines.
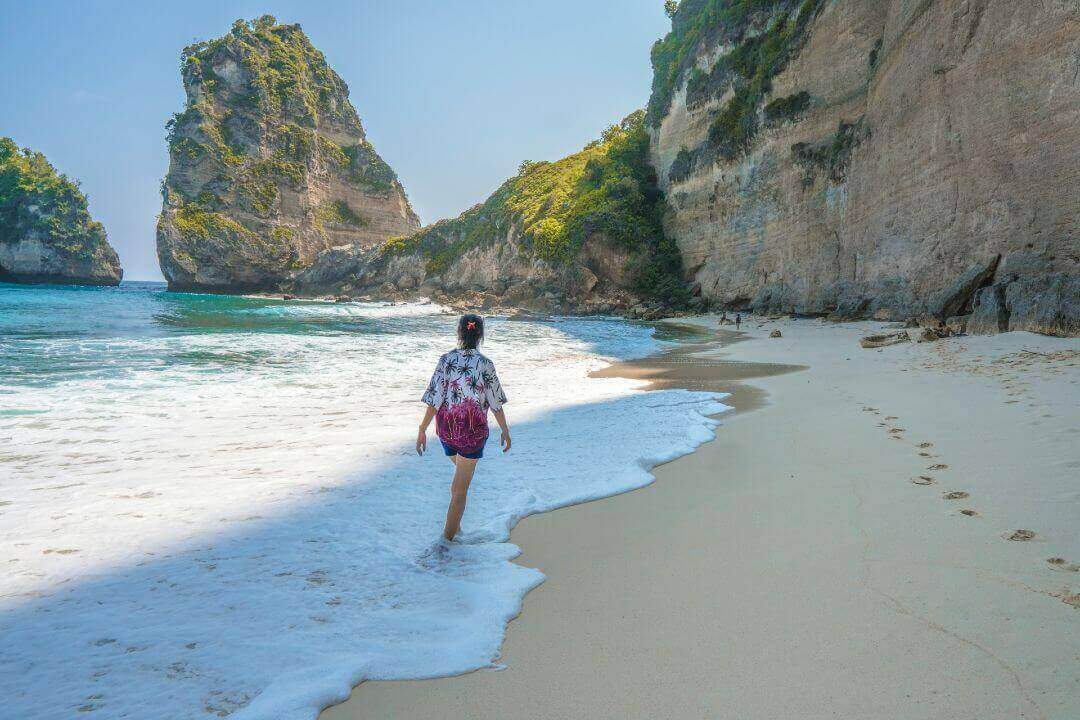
0, 288, 728, 719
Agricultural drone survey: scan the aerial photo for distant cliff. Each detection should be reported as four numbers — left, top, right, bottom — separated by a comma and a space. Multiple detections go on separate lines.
156, 15, 419, 293
295, 112, 692, 316
0, 137, 121, 286
648, 0, 1078, 335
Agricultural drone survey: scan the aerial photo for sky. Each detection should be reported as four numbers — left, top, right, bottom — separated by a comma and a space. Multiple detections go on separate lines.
1, 1, 671, 280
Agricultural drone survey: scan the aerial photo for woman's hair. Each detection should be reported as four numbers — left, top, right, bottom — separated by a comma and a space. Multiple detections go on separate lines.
457, 314, 484, 350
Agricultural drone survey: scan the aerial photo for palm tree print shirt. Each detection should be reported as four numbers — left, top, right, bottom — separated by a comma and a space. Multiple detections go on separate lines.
422, 349, 507, 451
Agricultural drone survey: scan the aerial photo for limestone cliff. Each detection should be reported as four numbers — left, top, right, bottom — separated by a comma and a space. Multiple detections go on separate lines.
156, 15, 419, 293
0, 137, 121, 286
649, 0, 1079, 335
295, 112, 690, 315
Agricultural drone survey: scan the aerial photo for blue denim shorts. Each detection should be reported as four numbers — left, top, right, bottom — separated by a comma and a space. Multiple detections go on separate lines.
441, 439, 485, 459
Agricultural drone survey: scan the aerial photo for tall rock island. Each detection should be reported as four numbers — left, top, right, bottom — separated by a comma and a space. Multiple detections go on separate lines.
156, 15, 419, 293
647, 0, 1078, 335
0, 137, 121, 286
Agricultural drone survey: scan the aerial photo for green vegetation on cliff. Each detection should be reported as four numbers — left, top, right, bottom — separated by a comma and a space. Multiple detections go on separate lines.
175, 14, 350, 134
0, 137, 110, 258
162, 15, 402, 222
316, 199, 366, 228
386, 111, 687, 303
791, 117, 869, 184
648, 0, 824, 161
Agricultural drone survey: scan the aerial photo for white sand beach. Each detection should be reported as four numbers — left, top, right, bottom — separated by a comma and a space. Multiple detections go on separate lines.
322, 316, 1079, 719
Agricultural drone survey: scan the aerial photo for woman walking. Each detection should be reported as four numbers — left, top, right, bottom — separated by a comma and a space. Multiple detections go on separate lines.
417, 314, 511, 542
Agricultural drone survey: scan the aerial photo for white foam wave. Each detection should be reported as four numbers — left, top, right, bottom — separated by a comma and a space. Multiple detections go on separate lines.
0, 308, 728, 719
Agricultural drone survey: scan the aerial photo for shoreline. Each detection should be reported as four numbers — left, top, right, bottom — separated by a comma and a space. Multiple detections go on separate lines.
321, 314, 1079, 719
589, 322, 805, 414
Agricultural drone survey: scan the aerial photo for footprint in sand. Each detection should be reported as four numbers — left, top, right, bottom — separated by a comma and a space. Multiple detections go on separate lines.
960, 509, 978, 517
943, 491, 969, 500
918, 452, 933, 458
1047, 558, 1080, 572
917, 442, 933, 449
912, 476, 935, 485
1005, 529, 1036, 541
885, 416, 898, 420
928, 463, 949, 471
888, 428, 905, 434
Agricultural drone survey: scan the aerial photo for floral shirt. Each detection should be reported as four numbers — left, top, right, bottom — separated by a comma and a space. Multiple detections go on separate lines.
422, 349, 507, 452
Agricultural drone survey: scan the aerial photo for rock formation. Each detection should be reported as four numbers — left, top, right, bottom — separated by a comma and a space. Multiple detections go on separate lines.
294, 112, 691, 315
156, 15, 419, 293
648, 0, 1078, 335
0, 137, 121, 285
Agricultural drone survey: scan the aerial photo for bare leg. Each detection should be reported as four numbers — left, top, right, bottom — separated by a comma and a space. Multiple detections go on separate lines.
442, 457, 478, 541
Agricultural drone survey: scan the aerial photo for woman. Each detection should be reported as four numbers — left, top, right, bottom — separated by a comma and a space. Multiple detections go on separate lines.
417, 314, 511, 542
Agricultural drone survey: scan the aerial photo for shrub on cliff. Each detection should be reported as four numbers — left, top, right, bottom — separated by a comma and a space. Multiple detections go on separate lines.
764, 90, 811, 124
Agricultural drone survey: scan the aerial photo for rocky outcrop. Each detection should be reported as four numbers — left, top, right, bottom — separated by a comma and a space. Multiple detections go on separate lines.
293, 112, 692, 315
649, 0, 1079, 335
0, 137, 121, 285
156, 15, 419, 293
294, 225, 639, 314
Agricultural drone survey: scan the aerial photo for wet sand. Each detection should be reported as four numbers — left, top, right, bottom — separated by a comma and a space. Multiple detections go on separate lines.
589, 323, 804, 412
321, 316, 1079, 720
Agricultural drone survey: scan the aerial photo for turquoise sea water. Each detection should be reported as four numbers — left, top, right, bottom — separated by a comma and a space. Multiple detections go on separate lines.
0, 281, 727, 719
0, 281, 440, 386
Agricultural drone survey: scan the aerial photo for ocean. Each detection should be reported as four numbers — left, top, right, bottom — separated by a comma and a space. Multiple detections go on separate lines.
0, 281, 728, 719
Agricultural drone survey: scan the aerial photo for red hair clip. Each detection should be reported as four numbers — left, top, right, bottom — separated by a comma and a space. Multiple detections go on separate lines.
466, 321, 476, 330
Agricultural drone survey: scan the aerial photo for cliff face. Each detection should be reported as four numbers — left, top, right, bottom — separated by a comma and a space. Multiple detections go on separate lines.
156, 15, 419, 293
295, 112, 691, 315
0, 137, 121, 286
649, 0, 1079, 335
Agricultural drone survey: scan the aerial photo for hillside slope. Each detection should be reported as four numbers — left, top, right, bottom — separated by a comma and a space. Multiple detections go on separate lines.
295, 112, 691, 315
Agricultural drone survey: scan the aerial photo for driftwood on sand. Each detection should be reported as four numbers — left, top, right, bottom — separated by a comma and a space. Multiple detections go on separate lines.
859, 331, 910, 349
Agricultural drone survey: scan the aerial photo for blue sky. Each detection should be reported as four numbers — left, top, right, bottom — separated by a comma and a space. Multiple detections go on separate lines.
1, 1, 670, 280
